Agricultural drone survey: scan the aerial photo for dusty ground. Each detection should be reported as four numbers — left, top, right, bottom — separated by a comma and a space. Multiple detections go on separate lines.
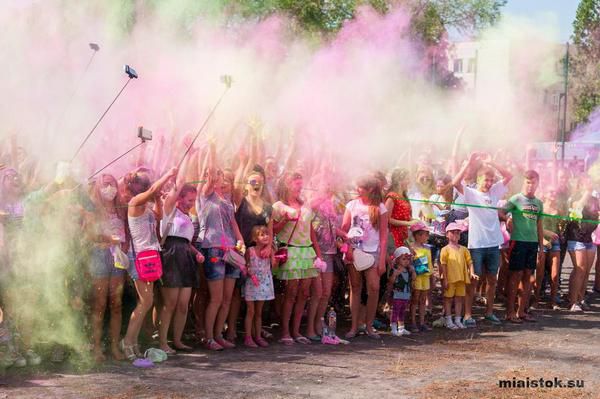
1, 293, 599, 399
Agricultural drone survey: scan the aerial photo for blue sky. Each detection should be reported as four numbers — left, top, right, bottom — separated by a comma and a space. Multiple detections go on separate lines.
503, 0, 579, 42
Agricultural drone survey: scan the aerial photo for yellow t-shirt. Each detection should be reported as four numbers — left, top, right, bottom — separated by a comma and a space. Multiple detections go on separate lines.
413, 246, 432, 278
440, 245, 472, 284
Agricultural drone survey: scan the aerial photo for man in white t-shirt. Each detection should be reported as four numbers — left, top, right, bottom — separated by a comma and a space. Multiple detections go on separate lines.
452, 152, 512, 327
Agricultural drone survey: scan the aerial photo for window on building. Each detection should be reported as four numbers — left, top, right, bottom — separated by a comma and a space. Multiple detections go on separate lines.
453, 59, 463, 73
467, 58, 476, 73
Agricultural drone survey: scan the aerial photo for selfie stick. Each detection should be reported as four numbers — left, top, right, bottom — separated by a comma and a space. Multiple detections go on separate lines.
87, 127, 151, 181
71, 65, 139, 162
49, 43, 101, 136
176, 75, 232, 169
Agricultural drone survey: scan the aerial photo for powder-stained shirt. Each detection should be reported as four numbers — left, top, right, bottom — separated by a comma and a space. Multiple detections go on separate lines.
272, 202, 313, 247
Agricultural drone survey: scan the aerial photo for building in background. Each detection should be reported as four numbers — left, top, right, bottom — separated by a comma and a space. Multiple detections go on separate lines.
447, 40, 574, 142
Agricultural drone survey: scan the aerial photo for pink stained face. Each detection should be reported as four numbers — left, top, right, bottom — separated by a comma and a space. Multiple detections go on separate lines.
289, 176, 303, 196
2, 170, 21, 192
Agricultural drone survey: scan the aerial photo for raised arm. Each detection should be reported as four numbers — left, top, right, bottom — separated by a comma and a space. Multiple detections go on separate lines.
452, 152, 478, 195
129, 167, 178, 211
163, 153, 190, 218
201, 140, 217, 198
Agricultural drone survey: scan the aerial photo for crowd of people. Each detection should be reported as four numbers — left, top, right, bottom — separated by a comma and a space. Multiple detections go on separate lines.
0, 129, 598, 368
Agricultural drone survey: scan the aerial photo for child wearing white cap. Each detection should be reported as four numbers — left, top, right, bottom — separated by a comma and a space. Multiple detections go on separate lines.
385, 247, 416, 336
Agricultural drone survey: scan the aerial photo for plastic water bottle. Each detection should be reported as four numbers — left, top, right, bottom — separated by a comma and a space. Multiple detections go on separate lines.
327, 307, 337, 338
321, 317, 329, 337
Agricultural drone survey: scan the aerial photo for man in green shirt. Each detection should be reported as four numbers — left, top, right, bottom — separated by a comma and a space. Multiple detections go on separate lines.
505, 170, 544, 323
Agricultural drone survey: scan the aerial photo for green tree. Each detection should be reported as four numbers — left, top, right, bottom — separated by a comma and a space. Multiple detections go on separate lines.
570, 0, 600, 124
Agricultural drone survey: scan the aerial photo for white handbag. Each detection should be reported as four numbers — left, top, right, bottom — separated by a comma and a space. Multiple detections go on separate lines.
352, 248, 375, 271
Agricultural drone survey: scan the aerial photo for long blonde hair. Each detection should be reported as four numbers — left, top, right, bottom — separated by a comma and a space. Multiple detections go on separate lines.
357, 175, 382, 229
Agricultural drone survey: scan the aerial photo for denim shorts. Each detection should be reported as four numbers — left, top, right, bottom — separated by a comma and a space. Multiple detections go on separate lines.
469, 246, 500, 277
322, 253, 336, 273
567, 240, 596, 252
127, 250, 139, 281
89, 247, 125, 278
543, 241, 561, 253
201, 247, 241, 281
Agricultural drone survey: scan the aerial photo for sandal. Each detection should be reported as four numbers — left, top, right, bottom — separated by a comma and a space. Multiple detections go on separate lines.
293, 336, 311, 345
161, 347, 177, 356
173, 344, 194, 352
519, 314, 537, 323
205, 339, 224, 351
278, 337, 294, 346
307, 335, 322, 342
506, 316, 523, 324
119, 340, 136, 361
367, 331, 381, 340
261, 329, 273, 339
133, 344, 143, 358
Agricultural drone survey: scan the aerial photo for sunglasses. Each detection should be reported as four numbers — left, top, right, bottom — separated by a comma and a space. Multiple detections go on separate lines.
247, 179, 262, 186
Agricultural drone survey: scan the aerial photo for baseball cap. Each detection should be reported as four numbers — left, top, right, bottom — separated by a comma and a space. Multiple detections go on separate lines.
392, 246, 412, 261
410, 221, 430, 233
445, 222, 465, 233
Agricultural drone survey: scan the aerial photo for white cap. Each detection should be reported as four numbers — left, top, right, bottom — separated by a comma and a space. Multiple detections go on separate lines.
392, 246, 411, 261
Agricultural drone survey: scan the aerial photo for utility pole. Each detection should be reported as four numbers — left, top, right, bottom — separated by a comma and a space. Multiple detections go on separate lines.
560, 42, 570, 165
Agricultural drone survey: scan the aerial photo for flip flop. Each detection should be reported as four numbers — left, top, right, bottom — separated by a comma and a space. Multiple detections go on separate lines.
174, 345, 194, 352
278, 337, 294, 346
293, 336, 311, 345
519, 314, 537, 323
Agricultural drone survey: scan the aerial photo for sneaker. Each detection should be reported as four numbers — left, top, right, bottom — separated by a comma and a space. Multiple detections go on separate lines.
484, 314, 502, 325
580, 301, 591, 311
398, 328, 411, 336
205, 339, 224, 351
463, 318, 477, 328
570, 303, 583, 312
391, 329, 401, 337
390, 323, 398, 336
25, 350, 42, 366
432, 316, 446, 328
552, 304, 561, 311
446, 320, 458, 330
215, 337, 236, 349
244, 336, 258, 348
454, 318, 466, 329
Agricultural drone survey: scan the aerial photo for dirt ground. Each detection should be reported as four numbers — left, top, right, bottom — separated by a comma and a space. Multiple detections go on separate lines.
1, 290, 599, 399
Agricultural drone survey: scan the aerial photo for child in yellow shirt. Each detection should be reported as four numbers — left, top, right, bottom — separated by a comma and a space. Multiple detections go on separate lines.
440, 222, 479, 330
409, 222, 433, 332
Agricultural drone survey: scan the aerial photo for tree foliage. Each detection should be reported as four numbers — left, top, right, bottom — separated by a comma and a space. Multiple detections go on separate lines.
571, 0, 600, 122
570, 0, 600, 124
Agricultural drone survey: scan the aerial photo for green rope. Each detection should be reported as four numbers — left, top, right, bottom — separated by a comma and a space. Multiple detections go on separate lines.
116, 179, 599, 225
